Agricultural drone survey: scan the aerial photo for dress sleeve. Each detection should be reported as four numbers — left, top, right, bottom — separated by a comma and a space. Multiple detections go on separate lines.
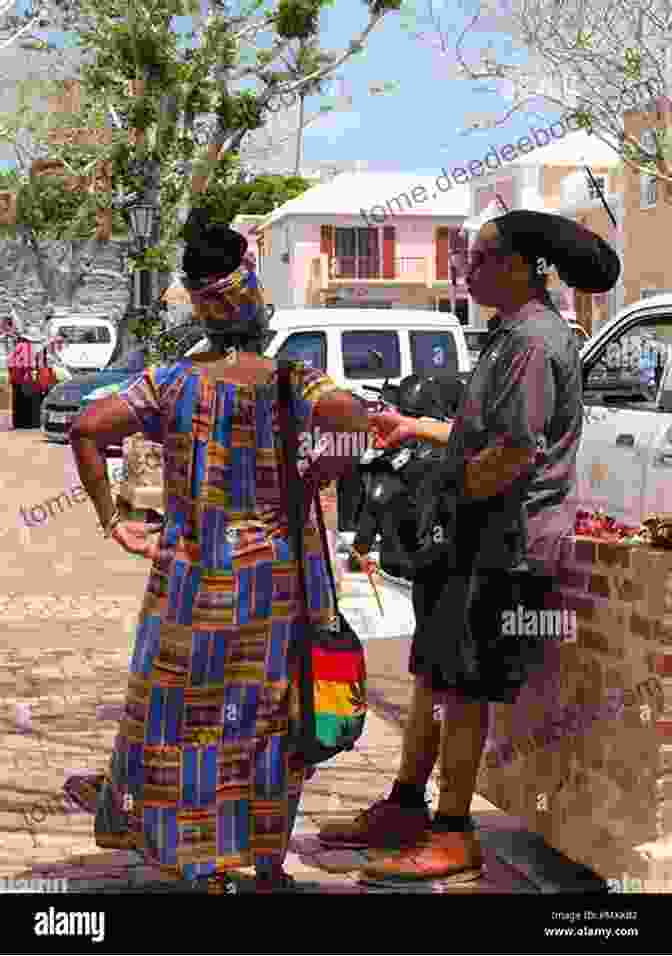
279, 360, 340, 434
116, 366, 170, 442
299, 364, 341, 407
280, 361, 358, 486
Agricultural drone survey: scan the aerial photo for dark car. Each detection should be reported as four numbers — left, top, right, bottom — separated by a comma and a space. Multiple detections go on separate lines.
40, 323, 209, 448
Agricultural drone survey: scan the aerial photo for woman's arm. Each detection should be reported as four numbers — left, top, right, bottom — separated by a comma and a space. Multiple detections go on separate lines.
312, 388, 370, 434
69, 396, 145, 529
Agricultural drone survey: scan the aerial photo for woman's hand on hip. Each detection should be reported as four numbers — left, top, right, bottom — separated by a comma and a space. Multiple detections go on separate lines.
110, 521, 163, 561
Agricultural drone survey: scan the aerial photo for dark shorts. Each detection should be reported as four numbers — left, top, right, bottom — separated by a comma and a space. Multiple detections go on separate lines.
409, 563, 554, 703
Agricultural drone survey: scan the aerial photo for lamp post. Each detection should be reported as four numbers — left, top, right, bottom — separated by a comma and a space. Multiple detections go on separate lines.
128, 198, 158, 321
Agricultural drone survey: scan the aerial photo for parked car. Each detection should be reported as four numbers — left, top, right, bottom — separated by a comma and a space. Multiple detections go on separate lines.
41, 322, 208, 445
5, 309, 119, 430
101, 308, 472, 516
261, 308, 471, 394
575, 292, 672, 525
47, 312, 117, 374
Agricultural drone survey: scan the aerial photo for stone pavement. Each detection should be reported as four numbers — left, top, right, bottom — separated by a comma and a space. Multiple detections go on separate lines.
0, 613, 603, 894
4, 704, 544, 894
0, 433, 605, 892
0, 589, 605, 893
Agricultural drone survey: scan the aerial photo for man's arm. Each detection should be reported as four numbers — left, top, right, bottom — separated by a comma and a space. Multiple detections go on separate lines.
412, 417, 454, 445
464, 341, 555, 500
464, 445, 537, 499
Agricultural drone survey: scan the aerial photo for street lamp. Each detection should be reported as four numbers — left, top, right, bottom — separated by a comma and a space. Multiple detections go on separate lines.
128, 201, 157, 252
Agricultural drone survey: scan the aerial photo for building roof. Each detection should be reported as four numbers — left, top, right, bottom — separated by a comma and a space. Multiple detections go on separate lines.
510, 130, 621, 167
257, 171, 471, 227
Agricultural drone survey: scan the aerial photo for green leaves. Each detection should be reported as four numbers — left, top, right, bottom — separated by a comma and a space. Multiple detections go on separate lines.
275, 0, 322, 39
176, 173, 312, 235
16, 176, 100, 241
623, 48, 642, 81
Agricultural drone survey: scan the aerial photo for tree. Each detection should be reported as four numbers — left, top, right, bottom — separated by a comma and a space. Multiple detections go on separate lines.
403, 0, 672, 191
0, 77, 129, 326
0, 0, 401, 351
195, 172, 313, 222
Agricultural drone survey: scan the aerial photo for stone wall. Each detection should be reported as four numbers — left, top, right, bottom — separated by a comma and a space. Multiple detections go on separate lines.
476, 534, 672, 888
0, 240, 130, 319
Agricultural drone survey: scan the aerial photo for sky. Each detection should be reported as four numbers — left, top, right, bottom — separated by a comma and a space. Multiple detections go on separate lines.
3, 0, 568, 177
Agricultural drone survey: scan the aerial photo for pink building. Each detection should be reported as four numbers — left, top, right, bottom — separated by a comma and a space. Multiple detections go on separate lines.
463, 130, 623, 331
254, 172, 472, 322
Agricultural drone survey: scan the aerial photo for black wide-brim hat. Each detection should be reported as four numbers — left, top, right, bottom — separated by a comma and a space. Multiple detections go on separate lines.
492, 210, 621, 294
182, 208, 248, 283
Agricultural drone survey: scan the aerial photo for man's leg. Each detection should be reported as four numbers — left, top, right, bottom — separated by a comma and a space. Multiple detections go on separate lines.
358, 689, 487, 884
318, 570, 444, 850
397, 675, 441, 788
317, 676, 437, 848
435, 690, 489, 818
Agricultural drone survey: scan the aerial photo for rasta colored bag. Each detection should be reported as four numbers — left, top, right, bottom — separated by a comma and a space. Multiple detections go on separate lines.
277, 362, 367, 765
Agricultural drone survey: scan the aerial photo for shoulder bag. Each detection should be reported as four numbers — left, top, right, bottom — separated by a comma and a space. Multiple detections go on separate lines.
277, 362, 367, 765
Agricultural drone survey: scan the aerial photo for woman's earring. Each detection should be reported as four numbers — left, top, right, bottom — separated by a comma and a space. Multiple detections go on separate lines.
536, 256, 552, 276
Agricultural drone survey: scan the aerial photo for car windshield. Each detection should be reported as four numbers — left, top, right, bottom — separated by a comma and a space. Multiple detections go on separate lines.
56, 325, 112, 344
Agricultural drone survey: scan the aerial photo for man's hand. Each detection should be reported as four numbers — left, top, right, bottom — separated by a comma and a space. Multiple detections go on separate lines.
369, 410, 418, 449
464, 446, 535, 498
110, 521, 162, 561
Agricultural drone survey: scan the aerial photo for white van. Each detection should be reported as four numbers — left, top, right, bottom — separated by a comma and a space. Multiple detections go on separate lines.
110, 308, 471, 514
48, 312, 117, 374
185, 308, 472, 392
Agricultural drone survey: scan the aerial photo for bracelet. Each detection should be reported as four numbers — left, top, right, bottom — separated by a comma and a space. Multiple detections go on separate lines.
101, 509, 122, 538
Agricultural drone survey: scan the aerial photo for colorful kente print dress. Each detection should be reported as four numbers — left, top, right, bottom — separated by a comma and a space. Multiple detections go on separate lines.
94, 358, 340, 881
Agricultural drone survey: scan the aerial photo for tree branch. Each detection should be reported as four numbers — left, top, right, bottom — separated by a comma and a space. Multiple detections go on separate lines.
25, 229, 52, 299
246, 10, 386, 106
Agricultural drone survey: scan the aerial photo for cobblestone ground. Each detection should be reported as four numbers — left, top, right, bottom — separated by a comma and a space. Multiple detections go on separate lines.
0, 430, 538, 893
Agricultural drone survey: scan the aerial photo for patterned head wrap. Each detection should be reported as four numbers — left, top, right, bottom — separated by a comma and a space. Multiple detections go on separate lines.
182, 209, 265, 324
186, 262, 266, 324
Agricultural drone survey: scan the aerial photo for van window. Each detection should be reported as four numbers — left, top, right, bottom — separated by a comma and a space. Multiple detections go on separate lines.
342, 330, 400, 379
275, 331, 327, 370
57, 325, 112, 344
410, 331, 458, 376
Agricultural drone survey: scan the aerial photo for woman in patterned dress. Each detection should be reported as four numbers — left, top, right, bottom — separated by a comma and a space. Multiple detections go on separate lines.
67, 214, 371, 892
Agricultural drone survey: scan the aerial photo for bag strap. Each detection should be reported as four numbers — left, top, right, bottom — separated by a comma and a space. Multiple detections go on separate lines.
277, 361, 339, 618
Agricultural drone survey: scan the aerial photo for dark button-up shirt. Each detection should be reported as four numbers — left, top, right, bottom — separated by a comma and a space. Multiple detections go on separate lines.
446, 299, 583, 570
